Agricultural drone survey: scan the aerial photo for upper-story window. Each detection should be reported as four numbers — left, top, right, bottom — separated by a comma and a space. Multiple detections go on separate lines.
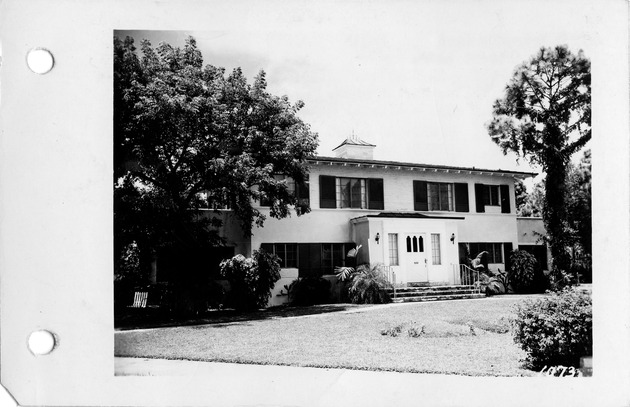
319, 176, 384, 209
483, 185, 500, 206
414, 181, 469, 212
337, 178, 366, 208
260, 175, 310, 210
428, 182, 453, 211
474, 183, 511, 213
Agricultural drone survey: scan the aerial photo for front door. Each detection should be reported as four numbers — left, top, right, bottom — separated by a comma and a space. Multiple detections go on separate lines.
405, 233, 428, 282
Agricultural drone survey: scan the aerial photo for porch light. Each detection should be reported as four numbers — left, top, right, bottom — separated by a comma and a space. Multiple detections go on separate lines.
375, 233, 380, 244
450, 233, 455, 244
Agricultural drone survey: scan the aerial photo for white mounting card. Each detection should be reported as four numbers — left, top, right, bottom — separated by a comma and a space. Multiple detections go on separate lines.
0, 0, 629, 406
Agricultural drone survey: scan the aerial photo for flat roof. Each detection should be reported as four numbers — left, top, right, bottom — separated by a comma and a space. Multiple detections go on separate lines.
309, 156, 537, 178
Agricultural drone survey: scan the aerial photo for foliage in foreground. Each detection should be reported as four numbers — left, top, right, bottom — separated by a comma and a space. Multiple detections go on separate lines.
511, 288, 592, 369
509, 250, 547, 293
288, 277, 331, 306
220, 249, 281, 310
114, 34, 318, 282
336, 263, 392, 304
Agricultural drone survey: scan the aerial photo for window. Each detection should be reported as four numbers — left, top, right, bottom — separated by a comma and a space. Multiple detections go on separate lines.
320, 243, 348, 273
414, 181, 466, 212
273, 243, 298, 268
260, 175, 309, 209
483, 185, 500, 206
474, 184, 511, 213
337, 177, 366, 208
261, 242, 355, 276
466, 242, 504, 263
405, 235, 424, 253
431, 234, 441, 265
319, 176, 384, 209
427, 182, 453, 211
388, 234, 399, 266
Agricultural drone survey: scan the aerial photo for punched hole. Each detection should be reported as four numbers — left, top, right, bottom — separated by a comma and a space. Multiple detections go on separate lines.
28, 330, 56, 355
26, 48, 54, 74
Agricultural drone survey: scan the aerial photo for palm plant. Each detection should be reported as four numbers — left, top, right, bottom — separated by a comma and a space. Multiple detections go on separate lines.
335, 263, 392, 304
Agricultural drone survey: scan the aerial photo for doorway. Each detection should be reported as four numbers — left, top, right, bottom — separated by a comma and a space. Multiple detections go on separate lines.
405, 234, 428, 282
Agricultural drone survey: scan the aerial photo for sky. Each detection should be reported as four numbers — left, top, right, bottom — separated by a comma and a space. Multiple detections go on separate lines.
116, 0, 595, 184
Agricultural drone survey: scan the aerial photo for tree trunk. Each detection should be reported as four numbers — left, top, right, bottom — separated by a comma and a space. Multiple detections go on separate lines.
542, 125, 571, 275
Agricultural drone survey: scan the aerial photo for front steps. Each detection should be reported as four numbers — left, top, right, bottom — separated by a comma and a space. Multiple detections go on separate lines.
386, 284, 485, 303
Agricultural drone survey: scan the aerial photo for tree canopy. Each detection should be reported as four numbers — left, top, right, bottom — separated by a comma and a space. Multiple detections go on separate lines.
487, 45, 591, 169
487, 45, 590, 274
114, 35, 318, 280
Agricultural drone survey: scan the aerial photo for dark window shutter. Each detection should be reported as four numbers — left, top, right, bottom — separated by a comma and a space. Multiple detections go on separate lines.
454, 183, 469, 212
319, 175, 336, 208
368, 178, 384, 210
309, 243, 323, 276
413, 181, 428, 211
500, 184, 511, 213
296, 180, 310, 211
297, 243, 310, 277
474, 184, 485, 213
458, 243, 469, 264
298, 243, 324, 277
503, 242, 513, 271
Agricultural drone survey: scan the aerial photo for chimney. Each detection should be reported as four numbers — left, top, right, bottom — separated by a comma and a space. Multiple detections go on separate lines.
332, 135, 376, 160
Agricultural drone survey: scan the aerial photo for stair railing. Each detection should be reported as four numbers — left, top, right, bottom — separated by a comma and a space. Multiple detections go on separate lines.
381, 266, 396, 299
459, 264, 481, 294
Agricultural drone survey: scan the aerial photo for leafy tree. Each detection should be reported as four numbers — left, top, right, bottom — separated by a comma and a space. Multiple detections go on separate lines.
519, 180, 545, 217
114, 35, 318, 282
566, 149, 591, 258
514, 179, 528, 215
487, 45, 590, 275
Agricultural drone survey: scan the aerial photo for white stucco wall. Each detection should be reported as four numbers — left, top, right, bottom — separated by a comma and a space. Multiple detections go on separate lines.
267, 268, 298, 307
360, 217, 461, 284
248, 165, 521, 249
207, 161, 529, 283
517, 217, 546, 244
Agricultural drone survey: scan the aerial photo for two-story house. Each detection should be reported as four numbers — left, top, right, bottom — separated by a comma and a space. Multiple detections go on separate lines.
152, 137, 547, 305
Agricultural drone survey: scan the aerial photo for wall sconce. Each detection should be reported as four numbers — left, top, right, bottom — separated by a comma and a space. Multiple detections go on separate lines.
375, 233, 380, 244
450, 233, 455, 244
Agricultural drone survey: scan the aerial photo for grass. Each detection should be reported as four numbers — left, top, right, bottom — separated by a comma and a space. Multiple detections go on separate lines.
115, 296, 542, 376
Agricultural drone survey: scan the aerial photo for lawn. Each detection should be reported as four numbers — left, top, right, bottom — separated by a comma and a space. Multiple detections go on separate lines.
115, 295, 544, 376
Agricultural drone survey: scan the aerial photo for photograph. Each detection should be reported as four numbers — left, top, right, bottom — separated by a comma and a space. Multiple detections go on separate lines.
3, 0, 630, 405
112, 1, 594, 379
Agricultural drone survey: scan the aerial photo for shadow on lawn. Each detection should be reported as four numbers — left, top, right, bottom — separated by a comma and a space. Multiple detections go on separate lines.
115, 303, 363, 331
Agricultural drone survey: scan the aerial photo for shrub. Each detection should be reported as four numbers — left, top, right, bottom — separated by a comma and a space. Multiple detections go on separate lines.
407, 323, 425, 338
511, 288, 592, 369
164, 280, 224, 316
344, 264, 393, 304
548, 269, 575, 292
509, 250, 537, 293
219, 249, 281, 311
509, 250, 549, 293
288, 277, 331, 306
570, 254, 592, 284
380, 323, 405, 337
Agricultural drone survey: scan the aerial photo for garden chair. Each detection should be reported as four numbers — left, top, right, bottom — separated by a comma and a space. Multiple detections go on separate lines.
128, 291, 148, 308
